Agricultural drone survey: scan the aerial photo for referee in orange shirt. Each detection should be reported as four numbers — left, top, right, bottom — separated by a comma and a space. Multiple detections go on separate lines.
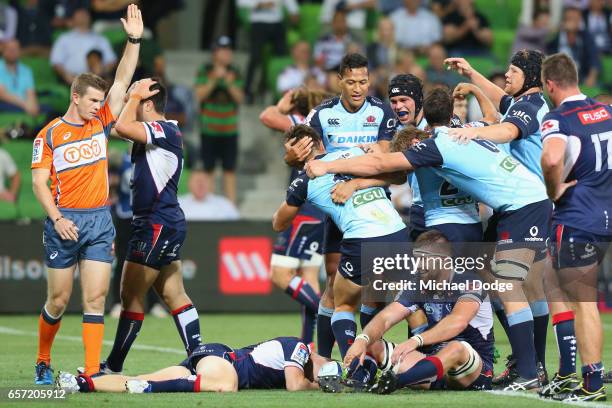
31, 4, 143, 383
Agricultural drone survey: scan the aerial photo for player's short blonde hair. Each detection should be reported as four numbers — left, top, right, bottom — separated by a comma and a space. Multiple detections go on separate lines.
542, 53, 579, 89
390, 125, 428, 153
71, 73, 108, 96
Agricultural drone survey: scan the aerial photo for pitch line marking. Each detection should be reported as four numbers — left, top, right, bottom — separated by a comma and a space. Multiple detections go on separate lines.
0, 325, 184, 355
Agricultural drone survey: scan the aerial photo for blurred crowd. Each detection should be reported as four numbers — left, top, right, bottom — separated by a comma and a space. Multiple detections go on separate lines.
0, 0, 611, 217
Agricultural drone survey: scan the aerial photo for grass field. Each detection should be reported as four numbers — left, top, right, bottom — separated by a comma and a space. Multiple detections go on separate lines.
1, 313, 611, 407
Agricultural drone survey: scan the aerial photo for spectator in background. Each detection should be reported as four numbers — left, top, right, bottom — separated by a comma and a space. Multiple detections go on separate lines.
319, 0, 376, 40
277, 40, 326, 94
367, 17, 398, 99
0, 1, 17, 42
86, 49, 113, 82
324, 65, 342, 93
389, 0, 442, 52
547, 6, 601, 86
425, 43, 462, 88
178, 169, 240, 221
12, 0, 54, 57
195, 36, 243, 204
443, 0, 492, 56
431, 0, 455, 19
0, 134, 20, 204
238, 0, 299, 104
519, 0, 563, 29
50, 8, 117, 85
314, 7, 358, 70
379, 0, 403, 15
582, 0, 611, 54
0, 39, 39, 116
49, 0, 90, 29
392, 49, 425, 81
512, 8, 552, 54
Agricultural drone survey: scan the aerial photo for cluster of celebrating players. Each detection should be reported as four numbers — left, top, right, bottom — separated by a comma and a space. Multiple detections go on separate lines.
28, 3, 612, 404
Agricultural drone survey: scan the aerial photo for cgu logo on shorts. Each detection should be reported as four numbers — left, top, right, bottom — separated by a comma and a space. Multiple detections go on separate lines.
219, 237, 272, 295
53, 133, 106, 172
499, 156, 519, 172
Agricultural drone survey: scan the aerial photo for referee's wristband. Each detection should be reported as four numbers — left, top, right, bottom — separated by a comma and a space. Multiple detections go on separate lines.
410, 334, 424, 348
127, 36, 142, 44
355, 333, 370, 344
53, 215, 64, 224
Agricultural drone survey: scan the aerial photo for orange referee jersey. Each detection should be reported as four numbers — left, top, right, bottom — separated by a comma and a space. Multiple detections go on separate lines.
31, 103, 115, 209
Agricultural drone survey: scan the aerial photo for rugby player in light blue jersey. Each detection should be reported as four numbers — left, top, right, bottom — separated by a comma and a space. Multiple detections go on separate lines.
446, 50, 552, 387
283, 53, 399, 359
305, 91, 551, 392
273, 124, 409, 364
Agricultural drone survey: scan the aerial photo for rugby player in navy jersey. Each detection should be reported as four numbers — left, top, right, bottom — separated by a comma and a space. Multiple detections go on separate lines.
102, 78, 201, 374
259, 87, 332, 346
538, 53, 612, 402
56, 337, 328, 393
341, 230, 494, 394
283, 53, 399, 359
446, 50, 552, 388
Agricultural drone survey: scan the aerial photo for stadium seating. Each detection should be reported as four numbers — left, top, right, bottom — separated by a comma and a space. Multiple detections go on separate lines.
492, 29, 515, 64
267, 56, 294, 99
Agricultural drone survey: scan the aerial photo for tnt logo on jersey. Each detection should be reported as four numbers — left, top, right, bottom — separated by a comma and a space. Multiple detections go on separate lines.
219, 237, 272, 295
290, 343, 310, 367
32, 138, 43, 164
53, 133, 106, 172
578, 106, 610, 125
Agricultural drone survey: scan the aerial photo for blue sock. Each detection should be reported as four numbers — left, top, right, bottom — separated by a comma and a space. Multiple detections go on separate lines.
301, 305, 317, 344
171, 304, 202, 354
106, 311, 144, 372
493, 300, 510, 337
317, 305, 335, 358
359, 304, 378, 329
397, 356, 443, 387
530, 301, 549, 368
149, 378, 195, 393
347, 355, 378, 384
285, 277, 320, 314
507, 307, 537, 379
552, 311, 577, 377
331, 311, 356, 359
582, 363, 604, 392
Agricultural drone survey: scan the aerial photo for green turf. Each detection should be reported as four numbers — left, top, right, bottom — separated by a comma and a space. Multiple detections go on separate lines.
0, 313, 611, 407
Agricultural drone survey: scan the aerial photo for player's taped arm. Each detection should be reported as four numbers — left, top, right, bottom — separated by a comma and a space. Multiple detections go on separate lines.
107, 4, 143, 118
419, 299, 479, 346
323, 152, 413, 177
541, 137, 569, 201
32, 168, 62, 222
284, 366, 317, 391
362, 302, 412, 346
272, 202, 300, 232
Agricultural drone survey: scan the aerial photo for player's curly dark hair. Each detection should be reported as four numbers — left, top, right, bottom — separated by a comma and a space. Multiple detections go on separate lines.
143, 76, 167, 114
390, 125, 429, 153
339, 53, 368, 77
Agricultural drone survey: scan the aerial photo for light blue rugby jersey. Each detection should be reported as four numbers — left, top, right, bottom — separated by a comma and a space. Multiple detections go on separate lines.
305, 96, 397, 153
402, 119, 427, 208
402, 119, 480, 226
286, 147, 406, 239
498, 92, 549, 181
404, 127, 547, 212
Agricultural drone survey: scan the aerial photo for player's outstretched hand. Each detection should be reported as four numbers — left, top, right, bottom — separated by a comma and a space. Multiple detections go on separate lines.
331, 180, 356, 204
343, 338, 367, 368
448, 127, 478, 145
444, 57, 473, 77
130, 78, 160, 100
54, 216, 79, 242
453, 82, 476, 99
390, 338, 418, 366
121, 3, 143, 39
305, 160, 327, 178
284, 137, 313, 166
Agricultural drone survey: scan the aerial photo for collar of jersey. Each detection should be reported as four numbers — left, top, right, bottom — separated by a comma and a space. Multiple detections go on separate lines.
60, 117, 84, 127
337, 97, 368, 114
560, 93, 587, 105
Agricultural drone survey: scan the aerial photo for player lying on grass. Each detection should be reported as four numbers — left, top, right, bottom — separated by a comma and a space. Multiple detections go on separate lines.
272, 124, 410, 363
57, 336, 328, 393
337, 230, 494, 393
